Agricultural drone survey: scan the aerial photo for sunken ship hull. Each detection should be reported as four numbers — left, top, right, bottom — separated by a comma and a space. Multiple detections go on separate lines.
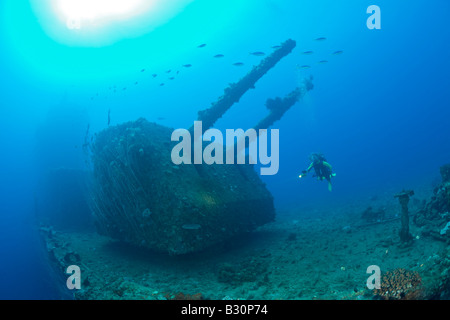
90, 119, 275, 254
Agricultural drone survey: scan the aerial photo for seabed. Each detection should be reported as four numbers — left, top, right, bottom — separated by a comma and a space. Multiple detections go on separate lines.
40, 189, 450, 300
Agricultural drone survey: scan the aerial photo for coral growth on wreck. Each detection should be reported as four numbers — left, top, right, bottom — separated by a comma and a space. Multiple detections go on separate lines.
374, 268, 423, 300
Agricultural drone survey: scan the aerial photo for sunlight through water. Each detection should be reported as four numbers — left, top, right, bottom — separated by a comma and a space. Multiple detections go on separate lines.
30, 0, 195, 46
54, 0, 151, 30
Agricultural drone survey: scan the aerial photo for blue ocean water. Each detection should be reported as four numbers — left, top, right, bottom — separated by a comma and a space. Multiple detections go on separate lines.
0, 0, 449, 299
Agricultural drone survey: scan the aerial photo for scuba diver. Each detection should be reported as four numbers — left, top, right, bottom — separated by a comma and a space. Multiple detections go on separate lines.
299, 153, 336, 191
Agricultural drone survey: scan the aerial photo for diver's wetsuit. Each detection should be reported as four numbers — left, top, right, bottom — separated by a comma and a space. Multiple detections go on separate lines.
307, 160, 333, 182
302, 154, 335, 191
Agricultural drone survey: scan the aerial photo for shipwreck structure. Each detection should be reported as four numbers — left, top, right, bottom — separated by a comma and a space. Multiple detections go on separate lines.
89, 39, 313, 254
394, 189, 414, 244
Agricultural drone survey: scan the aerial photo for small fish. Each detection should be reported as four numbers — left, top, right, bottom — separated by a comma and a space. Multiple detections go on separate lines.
166, 69, 171, 73
160, 83, 165, 86
157, 117, 165, 120
182, 64, 192, 68
297, 65, 311, 69
197, 43, 206, 48
141, 69, 145, 72
123, 87, 127, 90
107, 109, 111, 126
169, 77, 175, 80
250, 51, 265, 56
332, 50, 344, 55
182, 224, 201, 230
315, 37, 327, 41
214, 54, 224, 58
152, 74, 157, 78
302, 51, 314, 55
135, 82, 139, 85
176, 70, 180, 74
318, 60, 328, 64
271, 45, 281, 49
232, 62, 244, 66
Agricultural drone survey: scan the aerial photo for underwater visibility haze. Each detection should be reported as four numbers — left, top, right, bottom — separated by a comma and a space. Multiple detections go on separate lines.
1, 0, 450, 301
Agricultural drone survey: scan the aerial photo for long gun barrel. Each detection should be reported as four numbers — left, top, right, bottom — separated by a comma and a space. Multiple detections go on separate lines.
190, 39, 297, 133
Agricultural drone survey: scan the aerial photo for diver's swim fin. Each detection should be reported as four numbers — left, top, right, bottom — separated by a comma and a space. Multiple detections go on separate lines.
328, 182, 332, 192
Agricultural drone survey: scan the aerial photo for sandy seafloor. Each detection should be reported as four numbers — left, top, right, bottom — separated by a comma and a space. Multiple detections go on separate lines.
39, 183, 450, 300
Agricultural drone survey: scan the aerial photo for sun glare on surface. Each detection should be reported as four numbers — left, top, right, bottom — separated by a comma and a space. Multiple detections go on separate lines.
29, 0, 195, 46
53, 0, 152, 29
